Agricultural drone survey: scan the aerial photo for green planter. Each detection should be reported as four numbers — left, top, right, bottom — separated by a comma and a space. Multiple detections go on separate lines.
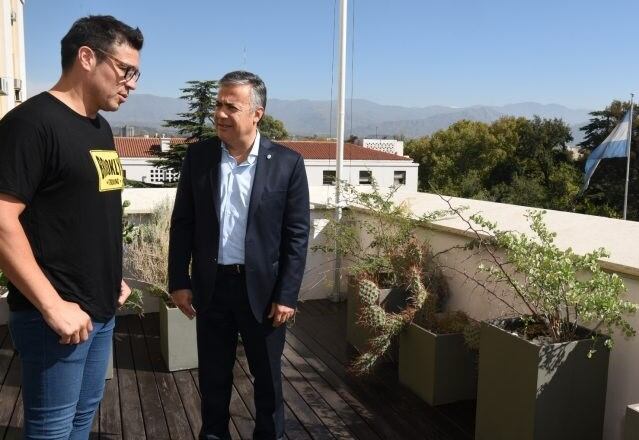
105, 342, 113, 380
159, 300, 198, 371
475, 319, 609, 440
624, 404, 639, 440
398, 321, 477, 406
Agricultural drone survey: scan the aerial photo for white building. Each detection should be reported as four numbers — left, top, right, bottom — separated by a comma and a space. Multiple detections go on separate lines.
355, 138, 405, 156
115, 138, 419, 191
0, 0, 27, 119
116, 136, 183, 184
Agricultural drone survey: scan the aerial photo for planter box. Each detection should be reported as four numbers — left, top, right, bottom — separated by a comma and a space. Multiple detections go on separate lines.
105, 343, 113, 380
625, 404, 639, 440
398, 321, 477, 406
159, 299, 198, 371
475, 319, 609, 440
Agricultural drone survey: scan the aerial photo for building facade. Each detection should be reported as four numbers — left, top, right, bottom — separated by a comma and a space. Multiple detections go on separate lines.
0, 0, 26, 119
115, 138, 419, 191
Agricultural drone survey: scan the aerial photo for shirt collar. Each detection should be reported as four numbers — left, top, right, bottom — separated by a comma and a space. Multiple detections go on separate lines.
221, 130, 261, 165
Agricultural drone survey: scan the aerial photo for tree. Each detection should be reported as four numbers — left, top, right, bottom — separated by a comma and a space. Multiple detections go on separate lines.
153, 80, 218, 174
405, 116, 581, 212
258, 114, 289, 140
578, 100, 639, 219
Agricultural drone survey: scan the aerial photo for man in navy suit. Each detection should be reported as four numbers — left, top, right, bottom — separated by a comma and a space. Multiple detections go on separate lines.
168, 71, 310, 440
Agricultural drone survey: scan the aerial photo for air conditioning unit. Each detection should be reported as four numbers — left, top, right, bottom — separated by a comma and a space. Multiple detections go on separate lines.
14, 78, 22, 90
0, 78, 9, 96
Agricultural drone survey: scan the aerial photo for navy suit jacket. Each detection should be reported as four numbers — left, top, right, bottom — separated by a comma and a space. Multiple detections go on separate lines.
168, 136, 310, 322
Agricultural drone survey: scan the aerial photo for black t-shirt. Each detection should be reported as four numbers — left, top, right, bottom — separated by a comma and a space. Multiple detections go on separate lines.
0, 92, 124, 322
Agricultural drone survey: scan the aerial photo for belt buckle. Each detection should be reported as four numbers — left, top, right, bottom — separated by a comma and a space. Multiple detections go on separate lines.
233, 264, 241, 274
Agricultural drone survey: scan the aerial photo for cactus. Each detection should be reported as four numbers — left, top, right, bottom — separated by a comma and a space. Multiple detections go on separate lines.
358, 279, 380, 307
462, 320, 481, 351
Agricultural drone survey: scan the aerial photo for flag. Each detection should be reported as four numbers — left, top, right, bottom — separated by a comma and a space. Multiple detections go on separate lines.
582, 109, 632, 192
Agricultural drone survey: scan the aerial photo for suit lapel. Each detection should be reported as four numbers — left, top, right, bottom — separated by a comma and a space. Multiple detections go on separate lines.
247, 137, 272, 228
208, 139, 222, 223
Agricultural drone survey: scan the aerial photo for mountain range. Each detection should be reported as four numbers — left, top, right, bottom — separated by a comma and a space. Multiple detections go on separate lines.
101, 94, 593, 144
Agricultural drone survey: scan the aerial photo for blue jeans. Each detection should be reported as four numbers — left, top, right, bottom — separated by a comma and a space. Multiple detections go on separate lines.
9, 309, 114, 440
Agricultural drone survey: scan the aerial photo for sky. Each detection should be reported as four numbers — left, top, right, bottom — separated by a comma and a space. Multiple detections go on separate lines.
22, 0, 639, 109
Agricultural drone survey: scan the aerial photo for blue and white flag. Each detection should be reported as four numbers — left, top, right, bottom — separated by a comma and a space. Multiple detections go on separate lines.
582, 109, 632, 192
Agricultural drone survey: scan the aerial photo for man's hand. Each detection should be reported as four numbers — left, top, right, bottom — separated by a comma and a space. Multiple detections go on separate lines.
42, 300, 93, 345
117, 279, 132, 307
268, 303, 295, 327
171, 289, 196, 319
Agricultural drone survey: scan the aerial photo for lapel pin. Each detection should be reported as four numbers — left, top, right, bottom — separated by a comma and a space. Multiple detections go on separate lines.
267, 154, 272, 159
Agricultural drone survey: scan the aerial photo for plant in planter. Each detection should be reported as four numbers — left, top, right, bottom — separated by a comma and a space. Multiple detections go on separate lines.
449, 207, 638, 440
313, 182, 421, 355
354, 239, 481, 408
313, 182, 452, 358
313, 182, 480, 382
123, 201, 198, 371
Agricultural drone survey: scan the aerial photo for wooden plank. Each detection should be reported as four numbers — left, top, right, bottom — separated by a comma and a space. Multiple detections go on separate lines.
0, 326, 13, 385
100, 339, 122, 439
125, 315, 170, 439
295, 302, 471, 440
233, 348, 311, 440
230, 385, 254, 439
114, 317, 146, 439
281, 356, 354, 439
191, 369, 242, 440
4, 389, 23, 440
285, 330, 404, 440
236, 344, 332, 440
174, 370, 202, 438
289, 321, 426, 439
0, 343, 21, 440
140, 314, 194, 440
283, 341, 380, 440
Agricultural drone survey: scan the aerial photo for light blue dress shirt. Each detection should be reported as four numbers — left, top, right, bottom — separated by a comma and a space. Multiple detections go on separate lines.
217, 131, 260, 265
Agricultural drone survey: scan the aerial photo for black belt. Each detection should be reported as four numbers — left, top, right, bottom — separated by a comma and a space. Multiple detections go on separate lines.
217, 264, 245, 275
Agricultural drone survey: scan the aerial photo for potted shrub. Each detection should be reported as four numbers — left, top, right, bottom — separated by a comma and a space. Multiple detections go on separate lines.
454, 208, 638, 440
124, 201, 198, 372
313, 182, 417, 353
352, 241, 480, 407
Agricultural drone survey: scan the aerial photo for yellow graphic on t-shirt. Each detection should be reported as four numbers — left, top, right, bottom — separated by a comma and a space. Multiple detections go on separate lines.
89, 150, 124, 192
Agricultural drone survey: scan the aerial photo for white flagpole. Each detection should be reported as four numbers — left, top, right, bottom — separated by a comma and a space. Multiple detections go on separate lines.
332, 0, 347, 301
623, 93, 633, 220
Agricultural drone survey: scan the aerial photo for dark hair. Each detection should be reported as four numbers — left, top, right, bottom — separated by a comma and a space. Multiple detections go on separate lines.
219, 71, 267, 110
61, 15, 144, 71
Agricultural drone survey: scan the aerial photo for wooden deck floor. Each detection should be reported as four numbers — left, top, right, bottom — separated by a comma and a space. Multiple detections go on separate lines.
0, 300, 475, 439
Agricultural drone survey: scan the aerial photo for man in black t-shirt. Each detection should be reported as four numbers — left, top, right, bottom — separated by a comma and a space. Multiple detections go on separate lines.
0, 16, 143, 439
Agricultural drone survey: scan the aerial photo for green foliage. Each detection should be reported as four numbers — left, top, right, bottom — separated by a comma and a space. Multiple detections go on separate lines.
465, 209, 637, 346
154, 80, 218, 174
0, 270, 7, 294
405, 116, 584, 213
123, 202, 173, 305
123, 288, 145, 316
121, 200, 137, 245
312, 181, 415, 285
258, 114, 289, 140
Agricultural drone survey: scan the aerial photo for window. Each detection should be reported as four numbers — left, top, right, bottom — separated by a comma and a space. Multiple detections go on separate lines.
323, 170, 336, 185
359, 170, 372, 185
394, 170, 406, 186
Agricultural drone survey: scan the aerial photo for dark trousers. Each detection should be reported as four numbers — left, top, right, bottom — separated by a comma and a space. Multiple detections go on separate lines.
197, 270, 286, 440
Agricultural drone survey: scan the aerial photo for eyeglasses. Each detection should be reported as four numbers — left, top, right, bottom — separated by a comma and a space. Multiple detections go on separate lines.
94, 47, 141, 83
